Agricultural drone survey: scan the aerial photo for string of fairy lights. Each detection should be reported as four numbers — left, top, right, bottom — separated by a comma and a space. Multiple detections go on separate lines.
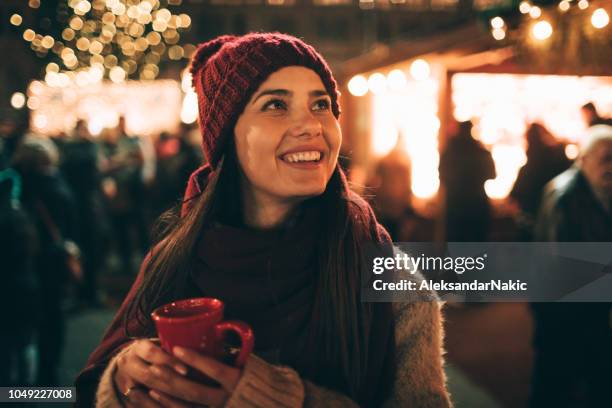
488, 1, 609, 42
9, 0, 194, 87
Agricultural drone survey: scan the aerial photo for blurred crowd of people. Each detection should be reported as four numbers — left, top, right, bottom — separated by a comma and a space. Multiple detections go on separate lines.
367, 101, 611, 408
0, 117, 201, 386
0, 99, 610, 405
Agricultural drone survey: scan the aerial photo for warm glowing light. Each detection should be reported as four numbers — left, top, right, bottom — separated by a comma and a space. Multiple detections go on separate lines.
41, 36, 55, 49
10, 14, 23, 26
111, 3, 126, 15
146, 31, 162, 45
127, 5, 139, 19
11, 92, 26, 109
46, 63, 60, 73
76, 37, 90, 51
181, 72, 193, 94
70, 17, 84, 31
109, 66, 126, 83
410, 59, 430, 81
61, 48, 75, 60
368, 73, 387, 94
23, 29, 36, 42
565, 144, 579, 160
519, 1, 531, 13
181, 92, 198, 124
387, 69, 407, 90
490, 17, 504, 29
64, 56, 79, 70
532, 21, 553, 40
28, 0, 40, 9
33, 115, 48, 130
492, 28, 506, 40
58, 73, 71, 88
371, 72, 441, 198
485, 145, 527, 199
591, 8, 609, 28
168, 45, 184, 60
558, 0, 570, 12
91, 54, 104, 65
156, 9, 172, 23
152, 20, 168, 32
452, 73, 612, 198
75, 0, 92, 15
138, 2, 153, 14
578, 0, 589, 10
104, 54, 118, 68
179, 14, 192, 28
62, 28, 76, 41
348, 75, 369, 96
529, 6, 542, 18
89, 40, 103, 54
29, 81, 44, 96
134, 38, 149, 52
27, 96, 40, 110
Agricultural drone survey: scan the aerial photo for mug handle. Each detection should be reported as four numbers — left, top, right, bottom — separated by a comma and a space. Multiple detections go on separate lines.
213, 320, 254, 367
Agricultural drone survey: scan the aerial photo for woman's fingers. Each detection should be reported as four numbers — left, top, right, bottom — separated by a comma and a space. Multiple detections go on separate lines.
145, 364, 229, 406
132, 339, 188, 375
125, 387, 162, 408
173, 347, 242, 392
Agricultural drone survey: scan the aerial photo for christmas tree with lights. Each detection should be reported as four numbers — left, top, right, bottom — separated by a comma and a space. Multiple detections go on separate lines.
20, 0, 194, 86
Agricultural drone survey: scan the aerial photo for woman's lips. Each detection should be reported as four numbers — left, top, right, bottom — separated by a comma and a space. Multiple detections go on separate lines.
279, 153, 325, 170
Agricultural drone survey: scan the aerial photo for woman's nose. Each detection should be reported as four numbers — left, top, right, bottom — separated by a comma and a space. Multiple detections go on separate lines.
289, 109, 322, 138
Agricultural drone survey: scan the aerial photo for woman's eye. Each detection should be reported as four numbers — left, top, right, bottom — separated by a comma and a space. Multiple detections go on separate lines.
313, 99, 330, 111
262, 99, 287, 111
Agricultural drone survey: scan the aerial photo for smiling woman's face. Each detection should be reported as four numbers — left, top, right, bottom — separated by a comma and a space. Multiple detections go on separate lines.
233, 66, 341, 204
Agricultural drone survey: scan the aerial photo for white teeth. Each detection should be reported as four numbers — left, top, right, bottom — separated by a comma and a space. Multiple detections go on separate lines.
283, 151, 321, 163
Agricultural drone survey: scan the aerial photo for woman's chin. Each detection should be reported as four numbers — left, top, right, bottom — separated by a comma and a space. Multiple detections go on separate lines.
283, 183, 326, 199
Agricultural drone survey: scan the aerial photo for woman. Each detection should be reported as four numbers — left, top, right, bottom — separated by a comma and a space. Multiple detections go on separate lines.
76, 33, 451, 407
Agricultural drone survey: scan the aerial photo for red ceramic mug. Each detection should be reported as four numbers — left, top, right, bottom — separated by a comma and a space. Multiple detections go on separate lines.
151, 298, 254, 373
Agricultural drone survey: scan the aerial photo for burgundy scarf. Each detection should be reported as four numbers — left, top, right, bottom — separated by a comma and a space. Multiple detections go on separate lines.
76, 164, 395, 407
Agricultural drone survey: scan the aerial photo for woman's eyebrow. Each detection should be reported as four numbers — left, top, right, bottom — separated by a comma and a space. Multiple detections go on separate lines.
252, 89, 289, 104
251, 89, 329, 104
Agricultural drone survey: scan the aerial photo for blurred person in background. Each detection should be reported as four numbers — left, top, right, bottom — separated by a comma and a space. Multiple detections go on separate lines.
581, 102, 612, 128
0, 168, 38, 386
11, 135, 78, 386
510, 123, 571, 239
531, 124, 612, 407
0, 119, 29, 170
152, 124, 201, 220
100, 117, 151, 274
439, 120, 496, 242
369, 134, 434, 241
61, 120, 107, 307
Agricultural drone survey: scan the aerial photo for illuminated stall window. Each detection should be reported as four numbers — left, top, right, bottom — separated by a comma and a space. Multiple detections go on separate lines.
28, 80, 183, 136
369, 60, 441, 199
452, 73, 612, 199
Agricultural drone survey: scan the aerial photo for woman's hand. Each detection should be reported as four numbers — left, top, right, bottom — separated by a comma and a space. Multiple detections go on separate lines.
145, 347, 243, 408
113, 339, 189, 407
114, 339, 243, 408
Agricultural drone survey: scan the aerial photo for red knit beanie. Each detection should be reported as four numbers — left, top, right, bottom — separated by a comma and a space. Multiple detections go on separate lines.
189, 32, 341, 169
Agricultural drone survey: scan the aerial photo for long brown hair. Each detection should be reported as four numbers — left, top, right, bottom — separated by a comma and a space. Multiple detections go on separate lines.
125, 140, 384, 399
